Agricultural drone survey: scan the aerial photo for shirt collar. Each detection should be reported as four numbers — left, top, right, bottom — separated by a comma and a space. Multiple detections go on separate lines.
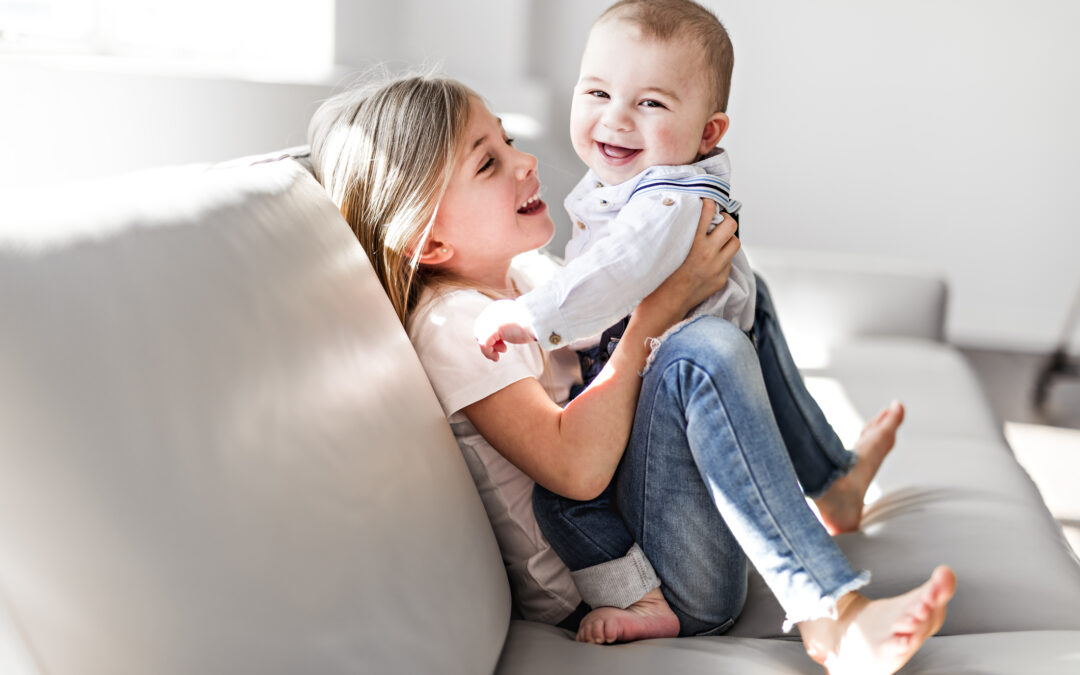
577, 147, 732, 206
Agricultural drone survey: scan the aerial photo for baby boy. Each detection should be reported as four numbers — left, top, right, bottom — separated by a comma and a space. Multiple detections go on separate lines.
474, 0, 754, 360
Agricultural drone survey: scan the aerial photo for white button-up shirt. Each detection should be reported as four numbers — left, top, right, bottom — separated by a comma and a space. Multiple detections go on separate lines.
518, 149, 757, 349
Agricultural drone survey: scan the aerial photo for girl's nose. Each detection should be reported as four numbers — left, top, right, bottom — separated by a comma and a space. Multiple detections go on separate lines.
515, 149, 538, 181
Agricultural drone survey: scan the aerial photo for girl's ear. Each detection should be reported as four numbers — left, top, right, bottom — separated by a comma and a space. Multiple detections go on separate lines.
412, 237, 454, 266
699, 112, 730, 155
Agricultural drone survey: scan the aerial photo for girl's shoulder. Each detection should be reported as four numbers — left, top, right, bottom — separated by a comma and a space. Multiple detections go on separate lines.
407, 285, 489, 351
412, 283, 489, 321
408, 253, 555, 338
406, 283, 545, 419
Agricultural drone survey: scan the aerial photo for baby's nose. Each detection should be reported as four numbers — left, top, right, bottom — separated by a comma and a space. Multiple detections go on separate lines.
601, 105, 632, 131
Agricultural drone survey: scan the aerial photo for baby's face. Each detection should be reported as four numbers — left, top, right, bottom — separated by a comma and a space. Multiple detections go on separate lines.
571, 19, 720, 185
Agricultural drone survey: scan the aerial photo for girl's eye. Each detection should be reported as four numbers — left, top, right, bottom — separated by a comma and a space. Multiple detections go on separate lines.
505, 137, 516, 146
478, 157, 494, 174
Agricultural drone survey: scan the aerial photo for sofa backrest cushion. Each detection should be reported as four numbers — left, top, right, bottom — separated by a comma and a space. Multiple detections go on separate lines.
0, 159, 510, 675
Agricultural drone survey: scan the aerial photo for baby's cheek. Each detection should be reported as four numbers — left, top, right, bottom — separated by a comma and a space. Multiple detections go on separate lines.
654, 126, 698, 164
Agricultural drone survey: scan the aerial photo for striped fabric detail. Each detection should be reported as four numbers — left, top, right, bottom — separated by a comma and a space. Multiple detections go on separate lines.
630, 174, 741, 213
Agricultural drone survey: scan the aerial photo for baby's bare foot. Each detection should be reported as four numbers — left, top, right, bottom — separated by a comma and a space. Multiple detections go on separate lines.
575, 587, 680, 644
799, 566, 956, 675
815, 401, 905, 534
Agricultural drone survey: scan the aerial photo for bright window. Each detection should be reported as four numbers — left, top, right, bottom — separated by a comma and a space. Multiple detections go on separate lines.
0, 0, 334, 78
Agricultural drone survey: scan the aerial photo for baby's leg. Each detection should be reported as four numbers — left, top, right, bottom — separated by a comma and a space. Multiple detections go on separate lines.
532, 485, 679, 643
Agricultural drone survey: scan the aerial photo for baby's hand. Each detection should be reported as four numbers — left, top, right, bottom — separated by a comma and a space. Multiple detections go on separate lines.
474, 299, 537, 362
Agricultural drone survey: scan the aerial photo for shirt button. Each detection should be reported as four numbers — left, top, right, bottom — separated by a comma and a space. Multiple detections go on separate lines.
576, 221, 586, 230
594, 181, 604, 188
548, 332, 562, 346
662, 198, 675, 206
600, 199, 609, 206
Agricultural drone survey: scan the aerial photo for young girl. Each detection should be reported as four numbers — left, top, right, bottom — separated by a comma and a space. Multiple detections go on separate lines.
308, 74, 956, 675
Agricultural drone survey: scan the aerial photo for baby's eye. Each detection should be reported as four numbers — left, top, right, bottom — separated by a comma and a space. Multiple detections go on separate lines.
478, 156, 494, 174
640, 99, 665, 109
588, 90, 610, 99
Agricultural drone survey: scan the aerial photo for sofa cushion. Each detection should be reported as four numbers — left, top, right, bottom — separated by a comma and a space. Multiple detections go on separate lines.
798, 338, 1003, 444
497, 621, 1080, 674
0, 159, 510, 675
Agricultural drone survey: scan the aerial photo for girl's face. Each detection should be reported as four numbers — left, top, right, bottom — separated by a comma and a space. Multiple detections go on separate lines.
427, 97, 554, 291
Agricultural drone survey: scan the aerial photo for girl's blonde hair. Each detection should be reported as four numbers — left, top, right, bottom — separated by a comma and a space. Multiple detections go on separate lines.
308, 73, 478, 324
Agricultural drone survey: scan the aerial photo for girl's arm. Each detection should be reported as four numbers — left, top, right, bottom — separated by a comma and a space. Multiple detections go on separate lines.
462, 202, 740, 500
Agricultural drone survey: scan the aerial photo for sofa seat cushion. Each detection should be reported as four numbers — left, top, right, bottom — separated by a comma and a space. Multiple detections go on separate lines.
795, 337, 1002, 445
498, 622, 1080, 674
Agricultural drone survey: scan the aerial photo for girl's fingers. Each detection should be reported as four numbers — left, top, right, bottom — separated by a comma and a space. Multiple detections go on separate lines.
695, 198, 717, 236
709, 212, 738, 246
717, 225, 741, 261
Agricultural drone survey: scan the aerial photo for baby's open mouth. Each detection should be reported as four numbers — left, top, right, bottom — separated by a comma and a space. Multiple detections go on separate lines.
598, 142, 641, 161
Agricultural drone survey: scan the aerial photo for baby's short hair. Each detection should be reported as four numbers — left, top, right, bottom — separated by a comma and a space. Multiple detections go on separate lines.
598, 0, 734, 113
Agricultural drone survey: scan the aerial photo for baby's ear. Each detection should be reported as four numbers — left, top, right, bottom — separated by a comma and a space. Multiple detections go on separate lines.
699, 112, 730, 154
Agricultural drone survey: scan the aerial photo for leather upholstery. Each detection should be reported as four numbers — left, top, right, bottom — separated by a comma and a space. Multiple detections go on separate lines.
0, 160, 509, 675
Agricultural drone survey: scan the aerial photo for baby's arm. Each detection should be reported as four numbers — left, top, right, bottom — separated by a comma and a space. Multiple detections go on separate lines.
474, 194, 716, 359
474, 298, 536, 361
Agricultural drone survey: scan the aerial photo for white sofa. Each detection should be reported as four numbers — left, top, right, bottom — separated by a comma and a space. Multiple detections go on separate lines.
2, 153, 1079, 674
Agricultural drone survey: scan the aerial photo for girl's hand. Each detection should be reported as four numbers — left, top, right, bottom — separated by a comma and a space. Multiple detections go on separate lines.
639, 199, 740, 321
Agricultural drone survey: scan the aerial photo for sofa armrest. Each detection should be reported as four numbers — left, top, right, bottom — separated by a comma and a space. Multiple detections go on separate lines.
748, 246, 948, 364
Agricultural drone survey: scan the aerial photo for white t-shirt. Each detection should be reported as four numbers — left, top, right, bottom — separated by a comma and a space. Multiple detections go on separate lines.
406, 254, 584, 624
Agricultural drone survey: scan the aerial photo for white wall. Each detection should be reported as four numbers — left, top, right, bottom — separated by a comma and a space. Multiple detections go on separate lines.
0, 0, 546, 186
721, 0, 1080, 353
3, 0, 1077, 353
0, 59, 332, 185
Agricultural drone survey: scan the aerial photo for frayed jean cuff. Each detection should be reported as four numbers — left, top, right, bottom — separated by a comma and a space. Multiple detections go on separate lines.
781, 570, 871, 633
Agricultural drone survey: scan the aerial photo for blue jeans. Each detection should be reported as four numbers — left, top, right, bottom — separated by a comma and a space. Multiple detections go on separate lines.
533, 275, 864, 634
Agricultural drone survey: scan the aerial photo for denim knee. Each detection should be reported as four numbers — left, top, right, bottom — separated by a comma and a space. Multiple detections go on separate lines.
647, 316, 756, 379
